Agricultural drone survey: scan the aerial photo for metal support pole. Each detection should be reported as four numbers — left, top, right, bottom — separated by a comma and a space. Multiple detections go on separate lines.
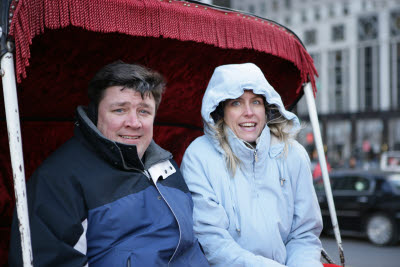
303, 83, 345, 267
1, 49, 33, 267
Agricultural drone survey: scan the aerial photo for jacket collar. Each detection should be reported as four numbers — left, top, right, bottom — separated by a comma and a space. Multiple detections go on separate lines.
225, 125, 285, 166
75, 106, 172, 171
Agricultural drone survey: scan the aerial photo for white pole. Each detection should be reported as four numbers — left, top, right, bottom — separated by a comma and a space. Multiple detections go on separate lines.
303, 83, 345, 266
1, 49, 33, 267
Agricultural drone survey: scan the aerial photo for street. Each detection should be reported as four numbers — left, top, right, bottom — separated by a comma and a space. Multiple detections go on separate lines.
321, 235, 400, 267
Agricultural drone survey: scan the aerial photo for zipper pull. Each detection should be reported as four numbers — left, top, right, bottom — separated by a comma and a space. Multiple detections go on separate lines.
254, 150, 258, 162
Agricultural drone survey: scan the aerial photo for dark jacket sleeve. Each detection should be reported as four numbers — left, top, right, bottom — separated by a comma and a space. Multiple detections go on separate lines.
9, 168, 88, 267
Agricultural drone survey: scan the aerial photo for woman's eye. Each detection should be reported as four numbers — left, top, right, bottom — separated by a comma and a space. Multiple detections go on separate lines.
231, 101, 240, 106
253, 100, 261, 105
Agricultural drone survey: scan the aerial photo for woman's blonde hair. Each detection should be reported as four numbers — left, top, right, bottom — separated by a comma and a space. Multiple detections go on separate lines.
210, 100, 298, 175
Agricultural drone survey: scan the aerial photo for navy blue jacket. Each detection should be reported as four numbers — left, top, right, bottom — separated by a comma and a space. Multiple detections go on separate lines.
9, 107, 209, 267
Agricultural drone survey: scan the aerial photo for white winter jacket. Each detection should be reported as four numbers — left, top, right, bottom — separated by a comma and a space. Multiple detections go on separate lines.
181, 63, 323, 267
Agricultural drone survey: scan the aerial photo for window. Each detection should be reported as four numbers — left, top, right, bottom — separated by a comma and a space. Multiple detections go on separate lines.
358, 15, 378, 41
334, 53, 343, 110
301, 10, 307, 23
390, 10, 400, 36
390, 41, 400, 110
328, 50, 349, 112
358, 15, 380, 111
272, 0, 279, 12
284, 0, 292, 9
304, 29, 317, 45
260, 2, 266, 13
314, 7, 320, 21
332, 24, 345, 41
213, 0, 231, 8
358, 46, 380, 111
343, 3, 349, 15
357, 120, 383, 157
248, 4, 255, 14
389, 119, 400, 150
327, 121, 352, 163
390, 10, 400, 109
328, 4, 335, 18
284, 16, 291, 26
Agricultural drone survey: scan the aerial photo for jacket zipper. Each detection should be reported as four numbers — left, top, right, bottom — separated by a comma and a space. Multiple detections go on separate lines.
153, 182, 181, 266
241, 140, 258, 163
253, 149, 258, 200
240, 140, 258, 163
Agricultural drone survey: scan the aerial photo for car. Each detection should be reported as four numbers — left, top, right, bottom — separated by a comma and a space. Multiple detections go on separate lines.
314, 169, 400, 246
380, 151, 400, 172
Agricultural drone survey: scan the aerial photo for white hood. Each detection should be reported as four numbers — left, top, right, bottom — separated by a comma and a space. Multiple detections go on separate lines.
201, 63, 300, 133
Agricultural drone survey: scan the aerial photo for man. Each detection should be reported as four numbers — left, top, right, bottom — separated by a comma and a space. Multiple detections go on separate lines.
9, 61, 209, 266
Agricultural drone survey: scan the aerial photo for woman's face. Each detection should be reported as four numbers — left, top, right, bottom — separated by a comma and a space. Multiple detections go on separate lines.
223, 90, 266, 143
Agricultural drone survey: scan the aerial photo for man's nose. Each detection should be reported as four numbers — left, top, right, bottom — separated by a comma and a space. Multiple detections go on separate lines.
124, 112, 141, 128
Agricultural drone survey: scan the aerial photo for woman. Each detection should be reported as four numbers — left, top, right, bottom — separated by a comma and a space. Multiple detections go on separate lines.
181, 63, 323, 267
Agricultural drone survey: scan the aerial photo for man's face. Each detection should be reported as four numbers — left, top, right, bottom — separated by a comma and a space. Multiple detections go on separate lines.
97, 86, 156, 159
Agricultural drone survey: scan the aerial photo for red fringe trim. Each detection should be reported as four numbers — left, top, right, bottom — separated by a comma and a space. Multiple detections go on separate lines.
9, 0, 318, 95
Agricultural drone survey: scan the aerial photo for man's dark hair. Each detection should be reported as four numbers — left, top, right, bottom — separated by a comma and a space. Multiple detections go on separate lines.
88, 61, 166, 110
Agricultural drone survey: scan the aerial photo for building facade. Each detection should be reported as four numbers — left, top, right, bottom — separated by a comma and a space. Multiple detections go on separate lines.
214, 0, 400, 168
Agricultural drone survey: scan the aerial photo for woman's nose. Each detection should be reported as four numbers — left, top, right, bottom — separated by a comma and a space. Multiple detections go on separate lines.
244, 103, 254, 116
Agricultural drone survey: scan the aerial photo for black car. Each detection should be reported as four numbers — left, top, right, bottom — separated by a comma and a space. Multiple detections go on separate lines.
314, 169, 400, 246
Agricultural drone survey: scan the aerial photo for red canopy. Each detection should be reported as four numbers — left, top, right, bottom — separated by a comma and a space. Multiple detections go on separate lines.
0, 0, 318, 264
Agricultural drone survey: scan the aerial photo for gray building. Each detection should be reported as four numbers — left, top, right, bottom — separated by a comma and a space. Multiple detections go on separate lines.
212, 0, 400, 168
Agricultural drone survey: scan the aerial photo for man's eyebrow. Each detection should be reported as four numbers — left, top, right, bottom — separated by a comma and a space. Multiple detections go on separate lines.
138, 103, 152, 108
110, 102, 129, 107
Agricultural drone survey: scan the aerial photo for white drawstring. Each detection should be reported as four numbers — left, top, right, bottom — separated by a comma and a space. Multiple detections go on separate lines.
278, 157, 287, 187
